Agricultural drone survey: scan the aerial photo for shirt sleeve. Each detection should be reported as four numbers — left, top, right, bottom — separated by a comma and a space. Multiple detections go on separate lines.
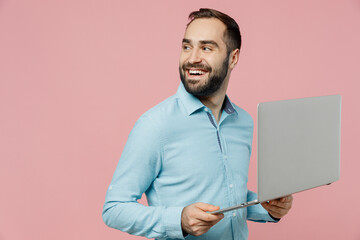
102, 115, 185, 239
246, 190, 279, 223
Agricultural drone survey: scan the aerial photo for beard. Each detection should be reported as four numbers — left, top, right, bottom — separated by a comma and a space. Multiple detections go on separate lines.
179, 54, 230, 97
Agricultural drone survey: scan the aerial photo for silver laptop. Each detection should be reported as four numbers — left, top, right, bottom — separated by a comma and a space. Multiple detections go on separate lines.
211, 95, 341, 214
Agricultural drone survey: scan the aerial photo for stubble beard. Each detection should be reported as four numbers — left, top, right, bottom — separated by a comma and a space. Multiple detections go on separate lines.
179, 55, 230, 97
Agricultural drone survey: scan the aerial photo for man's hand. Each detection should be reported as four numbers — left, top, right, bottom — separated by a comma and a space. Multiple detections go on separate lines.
261, 195, 293, 219
181, 202, 224, 236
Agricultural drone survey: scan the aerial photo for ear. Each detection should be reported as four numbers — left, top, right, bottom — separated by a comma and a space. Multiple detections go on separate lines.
229, 49, 240, 70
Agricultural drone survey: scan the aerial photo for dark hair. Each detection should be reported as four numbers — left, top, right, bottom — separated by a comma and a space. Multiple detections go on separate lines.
187, 8, 241, 53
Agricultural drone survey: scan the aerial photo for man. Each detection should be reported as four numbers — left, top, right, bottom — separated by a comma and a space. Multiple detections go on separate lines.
102, 8, 293, 240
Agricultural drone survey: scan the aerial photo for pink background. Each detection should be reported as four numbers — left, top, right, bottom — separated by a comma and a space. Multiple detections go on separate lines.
1, 0, 359, 239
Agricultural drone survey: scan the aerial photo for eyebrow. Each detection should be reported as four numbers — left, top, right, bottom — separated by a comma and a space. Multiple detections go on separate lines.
182, 38, 219, 48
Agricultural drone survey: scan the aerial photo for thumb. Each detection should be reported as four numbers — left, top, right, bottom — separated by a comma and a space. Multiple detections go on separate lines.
195, 202, 220, 212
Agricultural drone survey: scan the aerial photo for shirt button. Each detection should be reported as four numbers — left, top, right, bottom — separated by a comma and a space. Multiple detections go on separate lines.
224, 155, 228, 159
229, 184, 233, 188
233, 212, 236, 217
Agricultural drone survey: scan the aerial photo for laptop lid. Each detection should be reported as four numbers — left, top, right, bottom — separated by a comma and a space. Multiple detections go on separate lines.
257, 95, 341, 202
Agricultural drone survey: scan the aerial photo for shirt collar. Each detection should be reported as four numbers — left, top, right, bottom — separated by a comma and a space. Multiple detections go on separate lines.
223, 95, 237, 115
176, 82, 237, 116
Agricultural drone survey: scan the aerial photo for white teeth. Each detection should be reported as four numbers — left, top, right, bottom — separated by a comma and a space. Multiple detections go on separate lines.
189, 69, 206, 75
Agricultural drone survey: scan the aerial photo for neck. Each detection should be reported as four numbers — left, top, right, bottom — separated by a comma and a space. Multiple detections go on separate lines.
198, 80, 229, 124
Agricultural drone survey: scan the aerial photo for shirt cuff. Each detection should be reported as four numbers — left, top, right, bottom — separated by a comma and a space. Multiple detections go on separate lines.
268, 213, 281, 222
163, 206, 185, 239
247, 205, 280, 223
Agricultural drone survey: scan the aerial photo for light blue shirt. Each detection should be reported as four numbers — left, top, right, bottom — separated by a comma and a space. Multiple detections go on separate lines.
102, 83, 276, 240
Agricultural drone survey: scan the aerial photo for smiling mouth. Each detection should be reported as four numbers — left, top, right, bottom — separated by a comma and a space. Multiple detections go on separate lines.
186, 69, 209, 78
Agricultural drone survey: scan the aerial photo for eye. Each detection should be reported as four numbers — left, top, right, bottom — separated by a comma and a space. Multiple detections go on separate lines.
182, 45, 191, 51
203, 46, 212, 51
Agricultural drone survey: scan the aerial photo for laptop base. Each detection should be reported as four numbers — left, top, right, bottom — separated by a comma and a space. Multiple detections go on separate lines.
209, 200, 260, 214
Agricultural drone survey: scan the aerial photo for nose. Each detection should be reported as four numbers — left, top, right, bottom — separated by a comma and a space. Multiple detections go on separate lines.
188, 48, 202, 64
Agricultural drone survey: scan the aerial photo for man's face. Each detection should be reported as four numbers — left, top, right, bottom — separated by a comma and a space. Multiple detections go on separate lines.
179, 18, 230, 97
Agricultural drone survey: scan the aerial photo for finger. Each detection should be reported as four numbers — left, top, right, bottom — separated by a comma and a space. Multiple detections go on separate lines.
262, 202, 290, 216
195, 202, 220, 212
193, 203, 223, 222
197, 218, 223, 227
187, 218, 223, 236
279, 195, 293, 203
269, 195, 293, 207
267, 208, 288, 219
195, 210, 224, 222
190, 225, 213, 237
264, 202, 288, 211
285, 195, 293, 202
267, 200, 291, 209
265, 207, 287, 219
